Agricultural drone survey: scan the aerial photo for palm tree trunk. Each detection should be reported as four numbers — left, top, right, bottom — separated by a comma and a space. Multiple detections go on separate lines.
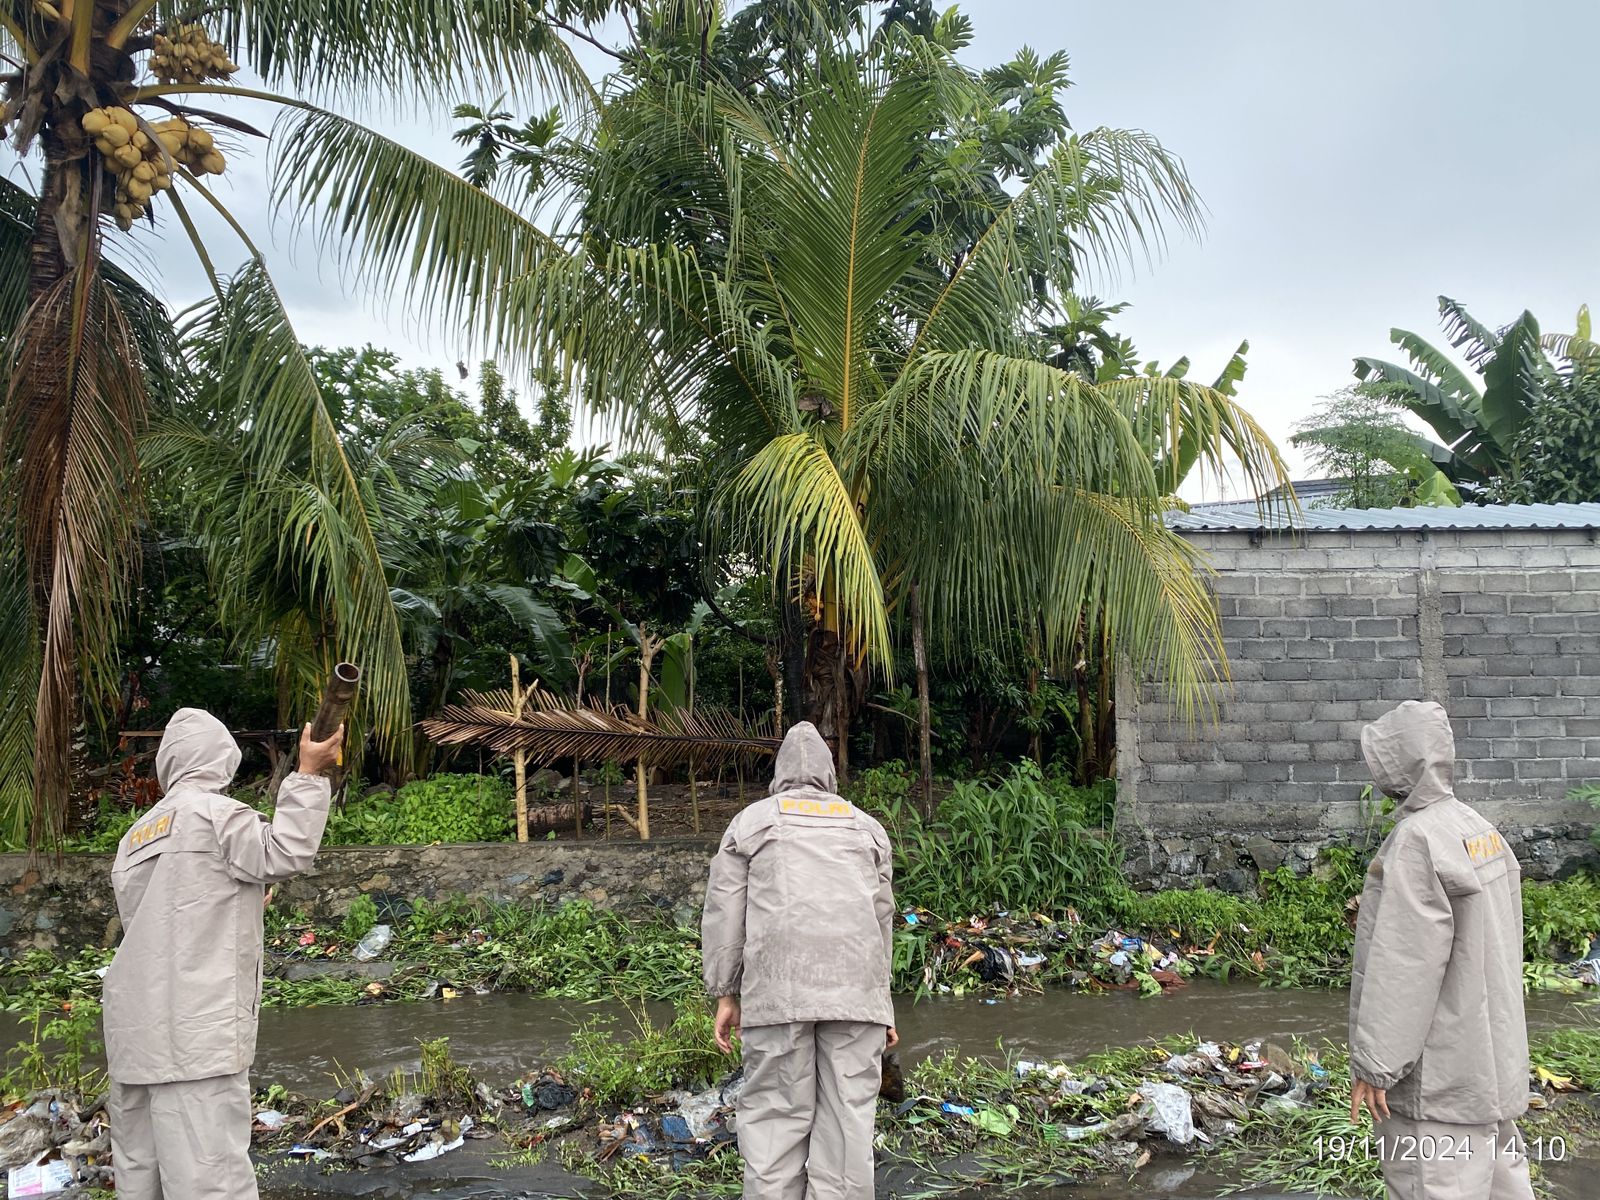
909, 582, 934, 821
17, 147, 99, 846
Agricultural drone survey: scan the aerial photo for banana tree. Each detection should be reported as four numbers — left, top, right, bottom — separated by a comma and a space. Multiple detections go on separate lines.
1354, 296, 1548, 495
0, 0, 582, 843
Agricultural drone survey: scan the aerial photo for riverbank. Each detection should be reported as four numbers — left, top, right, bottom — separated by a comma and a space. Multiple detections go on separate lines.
7, 996, 1600, 1200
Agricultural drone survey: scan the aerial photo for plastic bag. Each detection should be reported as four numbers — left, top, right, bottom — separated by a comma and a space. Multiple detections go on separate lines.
1139, 1082, 1196, 1145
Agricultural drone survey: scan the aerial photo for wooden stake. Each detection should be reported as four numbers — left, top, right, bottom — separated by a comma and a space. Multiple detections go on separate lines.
688, 635, 700, 835
911, 582, 935, 821
510, 654, 529, 843
634, 625, 661, 841
604, 630, 613, 841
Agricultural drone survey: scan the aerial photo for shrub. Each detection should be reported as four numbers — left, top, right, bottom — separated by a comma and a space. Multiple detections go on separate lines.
323, 774, 513, 846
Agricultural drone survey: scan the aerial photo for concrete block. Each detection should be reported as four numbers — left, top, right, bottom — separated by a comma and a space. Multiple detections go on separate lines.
1286, 640, 1334, 660
1509, 594, 1556, 614
1510, 677, 1561, 697
1516, 759, 1567, 780
1529, 572, 1576, 592
1487, 697, 1539, 718
1262, 661, 1311, 682
1329, 598, 1379, 618
1291, 762, 1339, 783
1333, 640, 1379, 660
1235, 597, 1286, 618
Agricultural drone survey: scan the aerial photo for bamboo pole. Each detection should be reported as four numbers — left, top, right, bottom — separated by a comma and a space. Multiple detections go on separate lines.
510, 654, 528, 843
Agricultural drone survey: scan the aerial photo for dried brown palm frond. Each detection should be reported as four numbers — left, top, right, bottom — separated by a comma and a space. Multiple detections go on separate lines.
2, 268, 147, 848
420, 688, 781, 771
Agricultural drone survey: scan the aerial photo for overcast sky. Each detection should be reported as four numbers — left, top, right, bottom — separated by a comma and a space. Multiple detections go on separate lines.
86, 0, 1600, 499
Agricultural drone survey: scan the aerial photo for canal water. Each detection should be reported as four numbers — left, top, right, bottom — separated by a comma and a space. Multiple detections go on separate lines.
241, 982, 1597, 1199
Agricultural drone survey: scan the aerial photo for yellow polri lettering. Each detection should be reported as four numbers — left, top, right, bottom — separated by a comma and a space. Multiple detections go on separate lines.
126, 812, 172, 851
779, 798, 854, 819
1464, 832, 1506, 865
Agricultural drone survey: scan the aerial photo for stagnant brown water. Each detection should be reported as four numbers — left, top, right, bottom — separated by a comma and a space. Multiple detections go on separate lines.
8, 984, 1593, 1197
243, 982, 1599, 1199
251, 980, 1583, 1092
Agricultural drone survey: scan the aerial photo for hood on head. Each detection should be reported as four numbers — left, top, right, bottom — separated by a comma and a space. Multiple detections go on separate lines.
156, 707, 242, 794
768, 721, 837, 796
1360, 700, 1454, 813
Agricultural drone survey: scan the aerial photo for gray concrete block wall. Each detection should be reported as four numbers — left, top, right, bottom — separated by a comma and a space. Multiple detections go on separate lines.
1118, 528, 1600, 864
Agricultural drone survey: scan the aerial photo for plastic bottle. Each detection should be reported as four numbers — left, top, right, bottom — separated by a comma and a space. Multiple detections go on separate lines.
353, 923, 392, 962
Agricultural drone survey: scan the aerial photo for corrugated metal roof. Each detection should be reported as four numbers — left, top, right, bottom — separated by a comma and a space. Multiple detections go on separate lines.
1166, 500, 1600, 533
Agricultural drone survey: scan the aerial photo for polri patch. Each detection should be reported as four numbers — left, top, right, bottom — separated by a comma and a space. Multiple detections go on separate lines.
1464, 831, 1507, 866
779, 797, 855, 819
126, 812, 173, 851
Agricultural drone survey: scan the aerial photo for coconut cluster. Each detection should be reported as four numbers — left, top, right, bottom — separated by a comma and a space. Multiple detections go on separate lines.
81, 108, 224, 230
149, 23, 238, 85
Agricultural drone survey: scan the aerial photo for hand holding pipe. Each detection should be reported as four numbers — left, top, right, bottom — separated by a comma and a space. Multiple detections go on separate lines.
305, 663, 361, 775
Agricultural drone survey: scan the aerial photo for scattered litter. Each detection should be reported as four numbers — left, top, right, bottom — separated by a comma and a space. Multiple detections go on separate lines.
401, 1116, 472, 1162
940, 1102, 975, 1117
352, 924, 392, 962
6, 1161, 74, 1196
1139, 1082, 1196, 1146
254, 1109, 289, 1130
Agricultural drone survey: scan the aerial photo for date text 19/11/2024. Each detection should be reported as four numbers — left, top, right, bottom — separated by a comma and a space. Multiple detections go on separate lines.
1314, 1135, 1567, 1163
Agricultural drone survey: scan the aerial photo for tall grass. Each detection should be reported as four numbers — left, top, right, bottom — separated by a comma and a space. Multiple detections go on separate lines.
851, 760, 1128, 920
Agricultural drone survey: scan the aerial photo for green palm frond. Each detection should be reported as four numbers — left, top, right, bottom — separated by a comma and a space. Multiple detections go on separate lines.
1101, 374, 1291, 501
200, 0, 591, 105
731, 431, 890, 667
143, 261, 411, 765
267, 104, 570, 357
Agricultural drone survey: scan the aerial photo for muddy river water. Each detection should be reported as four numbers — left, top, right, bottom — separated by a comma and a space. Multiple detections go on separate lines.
240, 983, 1598, 1199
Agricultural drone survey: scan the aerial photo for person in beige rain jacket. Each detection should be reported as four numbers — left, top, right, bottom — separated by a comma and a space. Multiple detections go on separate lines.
103, 708, 343, 1200
701, 721, 896, 1200
1349, 700, 1534, 1199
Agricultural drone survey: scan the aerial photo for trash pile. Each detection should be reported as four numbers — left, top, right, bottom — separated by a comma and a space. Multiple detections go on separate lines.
0, 1092, 112, 1196
906, 908, 1204, 997
508, 1066, 746, 1172
255, 1085, 498, 1166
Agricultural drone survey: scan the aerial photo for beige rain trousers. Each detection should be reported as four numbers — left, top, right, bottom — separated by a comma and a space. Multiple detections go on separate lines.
1375, 1116, 1534, 1200
109, 1069, 256, 1200
738, 1021, 886, 1200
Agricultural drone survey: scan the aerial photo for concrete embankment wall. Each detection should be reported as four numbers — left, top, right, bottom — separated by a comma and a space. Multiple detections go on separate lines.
0, 839, 720, 954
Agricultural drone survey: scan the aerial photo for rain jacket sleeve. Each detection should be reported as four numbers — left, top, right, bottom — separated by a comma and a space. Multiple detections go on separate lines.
1350, 833, 1455, 1090
212, 771, 332, 885
701, 819, 750, 998
872, 824, 895, 969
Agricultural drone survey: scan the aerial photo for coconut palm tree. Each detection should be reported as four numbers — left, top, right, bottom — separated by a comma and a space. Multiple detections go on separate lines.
0, 1, 582, 843
427, 27, 1289, 761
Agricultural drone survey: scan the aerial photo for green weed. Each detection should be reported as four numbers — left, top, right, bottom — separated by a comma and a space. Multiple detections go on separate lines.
555, 1003, 735, 1108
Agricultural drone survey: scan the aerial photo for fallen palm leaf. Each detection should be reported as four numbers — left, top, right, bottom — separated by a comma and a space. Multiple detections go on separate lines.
419, 689, 781, 771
